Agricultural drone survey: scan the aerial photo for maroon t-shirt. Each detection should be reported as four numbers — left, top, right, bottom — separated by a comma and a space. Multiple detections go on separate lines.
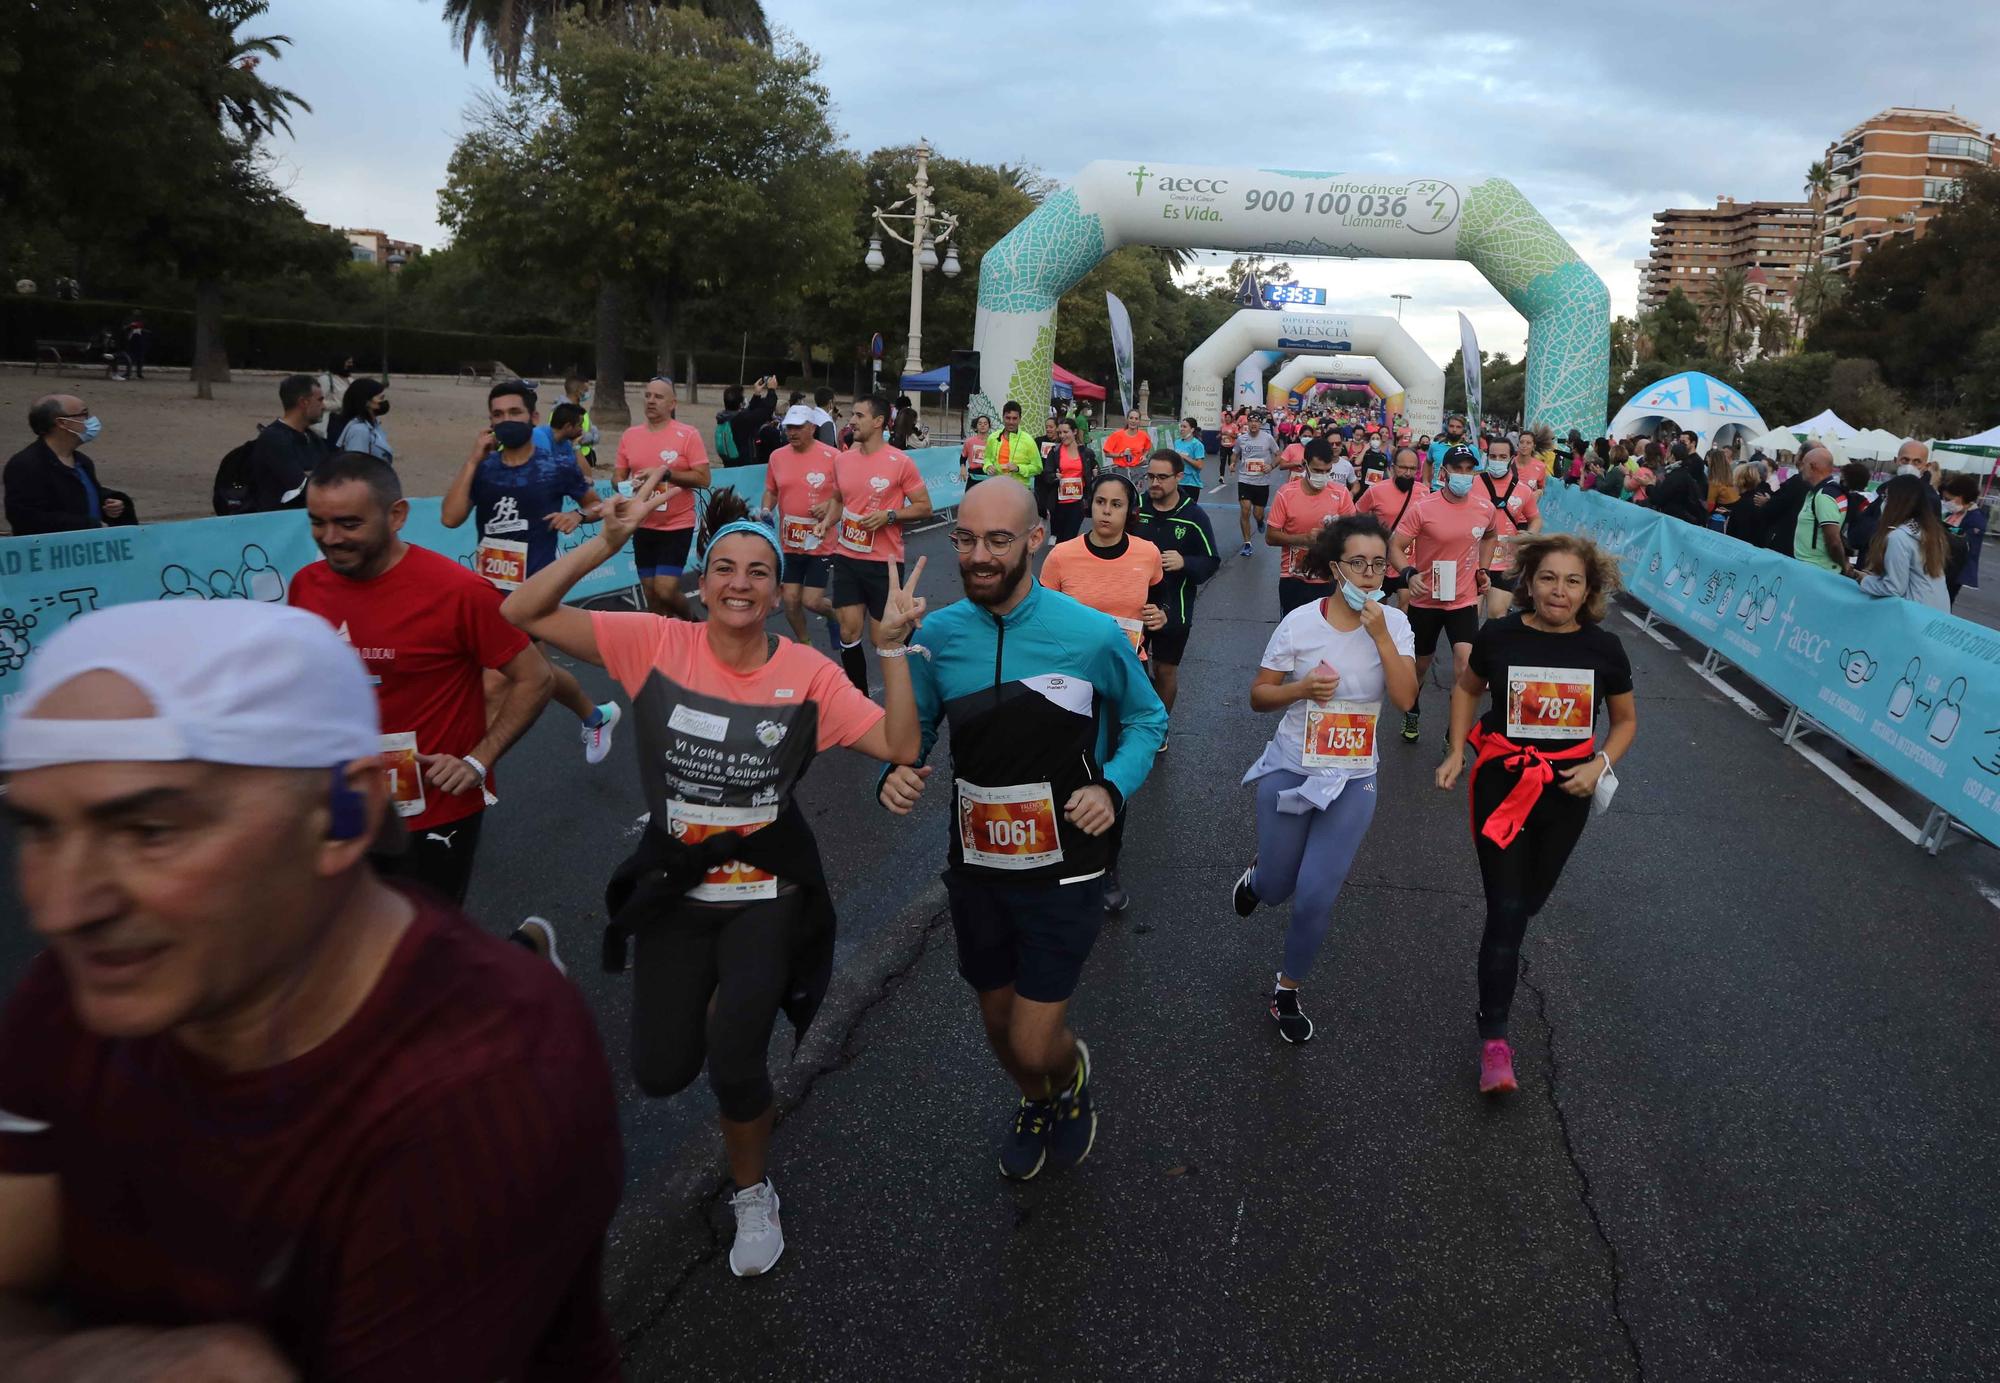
0, 892, 622, 1381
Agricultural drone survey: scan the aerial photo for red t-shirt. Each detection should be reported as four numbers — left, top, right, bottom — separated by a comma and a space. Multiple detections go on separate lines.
289, 545, 529, 830
1267, 477, 1356, 580
830, 444, 925, 564
614, 418, 710, 531
1394, 488, 1498, 611
0, 893, 622, 1381
763, 440, 842, 555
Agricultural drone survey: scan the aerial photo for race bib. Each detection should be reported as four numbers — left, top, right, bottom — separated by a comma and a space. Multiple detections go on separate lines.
838, 506, 873, 554
780, 513, 820, 553
1506, 666, 1596, 741
1058, 473, 1084, 504
1243, 456, 1270, 477
1429, 558, 1458, 603
668, 800, 779, 902
956, 780, 1063, 870
477, 537, 529, 591
380, 732, 426, 818
1302, 700, 1379, 772
1113, 614, 1146, 653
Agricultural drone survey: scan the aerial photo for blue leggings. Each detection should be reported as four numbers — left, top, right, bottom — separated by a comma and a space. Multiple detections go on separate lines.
1249, 770, 1378, 981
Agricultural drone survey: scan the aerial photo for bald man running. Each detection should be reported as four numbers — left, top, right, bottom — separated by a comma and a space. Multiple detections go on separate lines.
880, 479, 1166, 1183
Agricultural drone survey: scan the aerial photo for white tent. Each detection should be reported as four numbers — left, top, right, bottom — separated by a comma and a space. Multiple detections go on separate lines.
1846, 428, 1905, 462
1781, 408, 1857, 439
1747, 426, 1804, 455
1931, 423, 2000, 474
1607, 370, 1769, 451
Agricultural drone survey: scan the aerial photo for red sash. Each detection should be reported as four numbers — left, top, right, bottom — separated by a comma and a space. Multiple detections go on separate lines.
1467, 723, 1598, 849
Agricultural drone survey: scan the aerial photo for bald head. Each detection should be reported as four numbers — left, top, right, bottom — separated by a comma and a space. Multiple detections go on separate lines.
959, 471, 1040, 532
954, 475, 1042, 610
1895, 439, 1929, 471
1800, 445, 1835, 480
28, 393, 84, 438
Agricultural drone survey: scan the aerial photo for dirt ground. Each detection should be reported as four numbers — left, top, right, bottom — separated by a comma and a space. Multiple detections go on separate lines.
0, 364, 832, 526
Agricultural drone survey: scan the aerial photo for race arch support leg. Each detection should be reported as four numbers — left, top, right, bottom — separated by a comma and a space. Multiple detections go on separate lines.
969, 188, 1105, 425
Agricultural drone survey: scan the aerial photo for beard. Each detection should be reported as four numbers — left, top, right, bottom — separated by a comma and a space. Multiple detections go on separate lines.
963, 542, 1034, 608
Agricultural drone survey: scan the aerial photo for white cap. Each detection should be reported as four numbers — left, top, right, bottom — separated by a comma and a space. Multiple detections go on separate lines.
782, 405, 817, 428
0, 602, 381, 772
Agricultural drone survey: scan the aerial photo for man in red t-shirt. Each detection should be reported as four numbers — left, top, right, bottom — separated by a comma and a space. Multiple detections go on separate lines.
290, 452, 554, 905
823, 393, 932, 691
0, 599, 621, 1381
1101, 409, 1153, 473
614, 375, 712, 619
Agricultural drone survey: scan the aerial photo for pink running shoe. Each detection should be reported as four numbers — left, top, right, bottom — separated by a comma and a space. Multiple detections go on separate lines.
1479, 1039, 1518, 1095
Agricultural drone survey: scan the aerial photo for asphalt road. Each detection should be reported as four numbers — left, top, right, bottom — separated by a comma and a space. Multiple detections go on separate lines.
4, 499, 2000, 1381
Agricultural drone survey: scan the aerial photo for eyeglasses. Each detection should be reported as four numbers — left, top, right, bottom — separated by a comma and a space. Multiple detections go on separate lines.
1338, 557, 1389, 575
949, 529, 1021, 554
1146, 471, 1177, 481
57, 408, 92, 419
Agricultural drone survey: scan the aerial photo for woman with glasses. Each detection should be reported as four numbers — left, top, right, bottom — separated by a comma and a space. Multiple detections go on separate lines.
1038, 471, 1165, 912
1233, 515, 1416, 1044
1045, 418, 1099, 543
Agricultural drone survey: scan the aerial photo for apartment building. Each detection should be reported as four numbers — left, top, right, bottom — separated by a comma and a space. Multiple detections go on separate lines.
1637, 197, 1815, 310
1821, 107, 1999, 273
342, 228, 424, 269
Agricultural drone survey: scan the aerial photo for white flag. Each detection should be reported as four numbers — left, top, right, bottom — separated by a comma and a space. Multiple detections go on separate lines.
1106, 293, 1136, 416
1457, 312, 1483, 426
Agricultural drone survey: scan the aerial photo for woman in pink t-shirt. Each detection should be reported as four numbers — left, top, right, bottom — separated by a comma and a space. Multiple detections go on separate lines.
501, 481, 925, 1279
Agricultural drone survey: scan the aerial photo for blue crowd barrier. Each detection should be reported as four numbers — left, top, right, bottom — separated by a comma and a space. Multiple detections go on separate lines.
0, 446, 973, 713
1539, 483, 2000, 851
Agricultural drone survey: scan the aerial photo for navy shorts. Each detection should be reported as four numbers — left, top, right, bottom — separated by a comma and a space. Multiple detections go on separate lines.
781, 552, 829, 588
632, 527, 692, 579
944, 869, 1106, 1004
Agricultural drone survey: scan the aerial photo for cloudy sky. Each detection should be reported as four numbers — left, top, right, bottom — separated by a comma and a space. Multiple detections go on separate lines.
263, 0, 1998, 365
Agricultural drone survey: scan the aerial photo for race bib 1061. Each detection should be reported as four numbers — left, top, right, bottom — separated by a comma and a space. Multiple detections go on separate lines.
956, 780, 1063, 870
1506, 666, 1596, 741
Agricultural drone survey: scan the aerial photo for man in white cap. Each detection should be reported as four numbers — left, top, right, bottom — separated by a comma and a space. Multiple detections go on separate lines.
0, 600, 622, 1379
290, 451, 554, 906
760, 402, 843, 647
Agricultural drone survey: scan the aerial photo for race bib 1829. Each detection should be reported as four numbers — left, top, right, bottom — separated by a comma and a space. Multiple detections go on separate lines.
1506, 666, 1596, 741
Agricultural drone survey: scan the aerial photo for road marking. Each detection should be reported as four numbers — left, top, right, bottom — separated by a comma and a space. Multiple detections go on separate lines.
1979, 884, 2000, 915
1685, 658, 1768, 721
1230, 1196, 1245, 1248
1780, 735, 1925, 845
1619, 608, 1678, 651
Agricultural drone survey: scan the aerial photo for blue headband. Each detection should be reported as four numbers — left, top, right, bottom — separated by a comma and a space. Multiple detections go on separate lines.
699, 518, 781, 568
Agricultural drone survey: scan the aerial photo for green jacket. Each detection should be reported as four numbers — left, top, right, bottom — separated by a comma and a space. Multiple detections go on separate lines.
982, 428, 1046, 485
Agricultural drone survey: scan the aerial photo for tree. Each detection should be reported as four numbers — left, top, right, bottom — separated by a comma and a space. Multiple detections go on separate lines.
1703, 266, 1762, 363
1757, 304, 1794, 358
1804, 159, 1834, 266
1636, 288, 1705, 364
443, 0, 770, 86
1794, 261, 1845, 329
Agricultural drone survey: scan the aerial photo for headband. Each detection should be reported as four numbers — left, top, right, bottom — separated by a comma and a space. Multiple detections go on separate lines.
700, 518, 782, 569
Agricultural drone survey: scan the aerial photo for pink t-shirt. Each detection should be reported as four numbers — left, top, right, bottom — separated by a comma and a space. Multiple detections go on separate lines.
831, 444, 925, 564
1394, 488, 1497, 610
1355, 476, 1416, 527
1484, 479, 1542, 572
764, 441, 842, 555
615, 419, 710, 532
1516, 456, 1549, 491
1279, 442, 1306, 472
589, 613, 883, 751
1267, 478, 1356, 579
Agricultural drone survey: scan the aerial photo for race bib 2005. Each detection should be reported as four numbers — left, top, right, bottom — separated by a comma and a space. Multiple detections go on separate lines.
1506, 666, 1596, 741
477, 537, 530, 591
668, 800, 779, 902
1302, 700, 1379, 771
380, 732, 426, 818
957, 780, 1063, 870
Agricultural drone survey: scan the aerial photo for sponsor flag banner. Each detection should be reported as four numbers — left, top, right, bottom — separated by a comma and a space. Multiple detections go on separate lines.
1106, 292, 1137, 416
1458, 311, 1483, 426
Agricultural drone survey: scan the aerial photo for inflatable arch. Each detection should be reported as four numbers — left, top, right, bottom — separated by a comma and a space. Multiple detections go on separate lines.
1264, 354, 1402, 415
972, 163, 1609, 439
1233, 350, 1285, 408
1181, 309, 1443, 436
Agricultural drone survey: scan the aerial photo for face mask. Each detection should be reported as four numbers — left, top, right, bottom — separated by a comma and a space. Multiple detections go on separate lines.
1896, 465, 1920, 478
373, 399, 391, 417
1340, 579, 1387, 611
1303, 470, 1328, 490
1446, 473, 1475, 498
492, 420, 534, 450
1487, 458, 1510, 478
69, 415, 103, 444
1393, 475, 1414, 492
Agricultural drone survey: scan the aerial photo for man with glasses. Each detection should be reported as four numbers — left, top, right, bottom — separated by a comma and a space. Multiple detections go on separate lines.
1390, 446, 1497, 744
613, 376, 711, 619
1266, 439, 1355, 616
879, 479, 1165, 1183
7, 394, 126, 534
1356, 447, 1425, 611
1133, 449, 1219, 729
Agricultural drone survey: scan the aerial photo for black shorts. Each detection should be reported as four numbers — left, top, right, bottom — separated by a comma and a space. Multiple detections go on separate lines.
374, 809, 484, 908
781, 552, 829, 588
829, 554, 891, 619
632, 527, 693, 579
1485, 569, 1518, 594
944, 869, 1106, 1004
1147, 621, 1192, 666
1278, 577, 1332, 616
1238, 481, 1270, 506
1408, 604, 1480, 657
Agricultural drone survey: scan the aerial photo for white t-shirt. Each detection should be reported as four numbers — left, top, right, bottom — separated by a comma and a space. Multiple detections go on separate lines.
1256, 599, 1414, 778
1331, 458, 1357, 486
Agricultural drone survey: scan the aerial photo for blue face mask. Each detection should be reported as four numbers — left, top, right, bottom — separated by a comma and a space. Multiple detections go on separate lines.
1340, 579, 1387, 611
75, 415, 102, 444
1486, 458, 1510, 478
1446, 472, 1476, 498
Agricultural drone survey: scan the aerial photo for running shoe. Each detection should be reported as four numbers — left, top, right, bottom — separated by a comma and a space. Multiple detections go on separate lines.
1101, 872, 1130, 913
1400, 708, 1421, 744
1479, 1038, 1518, 1094
1047, 1041, 1097, 1171
511, 915, 566, 976
582, 701, 622, 765
727, 1179, 785, 1276
1000, 1097, 1056, 1180
1238, 542, 1254, 558
1270, 986, 1314, 1044
1232, 863, 1259, 918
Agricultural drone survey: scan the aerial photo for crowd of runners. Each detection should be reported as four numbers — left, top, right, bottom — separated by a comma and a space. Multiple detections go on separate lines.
0, 375, 1641, 1376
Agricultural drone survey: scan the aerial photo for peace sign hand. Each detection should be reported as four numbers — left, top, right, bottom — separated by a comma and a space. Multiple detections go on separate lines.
601, 472, 672, 551
872, 557, 928, 648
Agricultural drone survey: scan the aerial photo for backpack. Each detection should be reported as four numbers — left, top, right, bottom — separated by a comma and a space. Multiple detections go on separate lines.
712, 413, 741, 463
213, 436, 259, 515
1944, 524, 1970, 585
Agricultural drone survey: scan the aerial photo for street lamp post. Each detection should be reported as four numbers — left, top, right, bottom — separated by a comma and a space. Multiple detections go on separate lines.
865, 138, 962, 379
1390, 292, 1411, 321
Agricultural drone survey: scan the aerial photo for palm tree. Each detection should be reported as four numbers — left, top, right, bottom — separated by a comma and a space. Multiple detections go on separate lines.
1794, 261, 1845, 328
1758, 305, 1794, 358
1704, 266, 1762, 362
1804, 159, 1834, 266
443, 0, 770, 85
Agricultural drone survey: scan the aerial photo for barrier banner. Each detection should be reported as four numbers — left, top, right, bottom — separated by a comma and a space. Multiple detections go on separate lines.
1539, 483, 2000, 845
0, 447, 971, 713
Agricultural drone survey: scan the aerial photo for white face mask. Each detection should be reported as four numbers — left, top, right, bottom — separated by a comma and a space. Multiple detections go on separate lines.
1303, 470, 1329, 490
1896, 465, 1921, 477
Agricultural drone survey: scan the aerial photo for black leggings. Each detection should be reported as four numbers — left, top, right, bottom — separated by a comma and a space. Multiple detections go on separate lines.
630, 893, 801, 1121
1470, 761, 1592, 1039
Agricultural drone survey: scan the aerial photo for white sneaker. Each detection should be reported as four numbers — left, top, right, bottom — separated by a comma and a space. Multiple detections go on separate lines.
512, 916, 565, 976
728, 1179, 784, 1277
581, 702, 621, 765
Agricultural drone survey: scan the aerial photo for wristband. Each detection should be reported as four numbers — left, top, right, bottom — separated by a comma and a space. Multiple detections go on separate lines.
461, 754, 487, 779
872, 644, 911, 659
1402, 566, 1418, 582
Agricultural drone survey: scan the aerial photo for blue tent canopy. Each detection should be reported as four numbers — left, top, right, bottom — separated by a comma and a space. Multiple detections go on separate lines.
899, 365, 949, 391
